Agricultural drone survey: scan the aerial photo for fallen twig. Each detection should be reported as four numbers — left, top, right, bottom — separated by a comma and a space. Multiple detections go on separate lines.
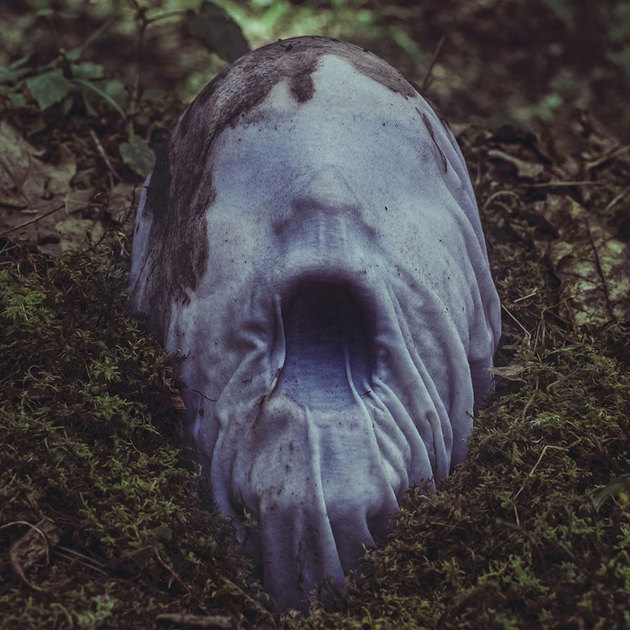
0, 203, 65, 237
89, 127, 123, 182
421, 35, 446, 92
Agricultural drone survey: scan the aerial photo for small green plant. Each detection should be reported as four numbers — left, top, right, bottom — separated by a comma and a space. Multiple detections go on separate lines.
0, 1, 248, 178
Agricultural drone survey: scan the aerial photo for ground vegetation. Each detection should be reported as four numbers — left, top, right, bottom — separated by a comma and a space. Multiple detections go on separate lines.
1, 1, 629, 627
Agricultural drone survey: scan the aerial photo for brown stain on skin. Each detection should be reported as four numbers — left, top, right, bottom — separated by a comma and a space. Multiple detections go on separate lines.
139, 37, 424, 336
417, 107, 448, 173
290, 69, 316, 103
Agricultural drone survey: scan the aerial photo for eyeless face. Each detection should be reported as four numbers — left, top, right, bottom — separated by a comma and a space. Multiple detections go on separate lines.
131, 38, 501, 611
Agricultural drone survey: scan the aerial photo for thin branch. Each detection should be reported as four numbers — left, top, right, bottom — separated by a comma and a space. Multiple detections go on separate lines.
583, 215, 615, 320
89, 128, 123, 182
0, 204, 65, 237
153, 546, 189, 593
603, 188, 628, 214
501, 303, 532, 347
525, 180, 604, 188
512, 444, 567, 527
77, 15, 120, 55
586, 144, 630, 170
421, 35, 446, 92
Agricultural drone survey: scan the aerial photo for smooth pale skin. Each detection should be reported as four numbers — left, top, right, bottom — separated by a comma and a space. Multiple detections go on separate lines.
131, 37, 501, 611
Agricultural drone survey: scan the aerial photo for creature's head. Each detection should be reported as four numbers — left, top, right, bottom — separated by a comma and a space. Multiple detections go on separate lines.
130, 36, 501, 610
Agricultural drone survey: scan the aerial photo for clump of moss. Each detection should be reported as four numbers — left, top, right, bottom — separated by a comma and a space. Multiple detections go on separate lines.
0, 237, 272, 628
300, 331, 629, 629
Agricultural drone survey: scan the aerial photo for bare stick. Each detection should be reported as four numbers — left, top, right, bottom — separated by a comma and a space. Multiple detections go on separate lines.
421, 35, 446, 93
0, 204, 65, 237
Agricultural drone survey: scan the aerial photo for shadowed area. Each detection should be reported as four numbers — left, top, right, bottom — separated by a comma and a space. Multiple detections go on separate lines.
279, 282, 372, 409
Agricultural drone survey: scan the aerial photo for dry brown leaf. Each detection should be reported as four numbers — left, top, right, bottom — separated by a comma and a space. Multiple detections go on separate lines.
0, 122, 77, 249
9, 518, 63, 592
487, 148, 546, 179
0, 122, 76, 213
53, 215, 107, 254
107, 182, 138, 227
0, 123, 130, 254
487, 363, 532, 381
539, 195, 630, 325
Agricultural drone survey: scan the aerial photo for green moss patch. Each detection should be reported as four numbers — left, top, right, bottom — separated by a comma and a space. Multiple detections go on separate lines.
0, 238, 272, 628
301, 333, 630, 629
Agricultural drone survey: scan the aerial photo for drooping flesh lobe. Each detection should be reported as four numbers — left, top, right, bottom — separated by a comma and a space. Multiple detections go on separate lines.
241, 280, 401, 607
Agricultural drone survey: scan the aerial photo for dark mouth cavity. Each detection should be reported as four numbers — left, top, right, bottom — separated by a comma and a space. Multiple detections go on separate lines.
278, 280, 374, 409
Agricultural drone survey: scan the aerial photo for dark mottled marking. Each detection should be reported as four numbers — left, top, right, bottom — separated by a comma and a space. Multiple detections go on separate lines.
417, 108, 448, 173
138, 37, 420, 336
290, 69, 316, 103
422, 93, 451, 131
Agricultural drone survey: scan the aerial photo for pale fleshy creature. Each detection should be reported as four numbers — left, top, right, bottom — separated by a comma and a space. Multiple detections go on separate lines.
130, 36, 501, 610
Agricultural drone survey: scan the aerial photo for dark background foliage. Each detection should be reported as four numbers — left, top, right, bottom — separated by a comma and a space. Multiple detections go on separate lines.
3, 0, 630, 141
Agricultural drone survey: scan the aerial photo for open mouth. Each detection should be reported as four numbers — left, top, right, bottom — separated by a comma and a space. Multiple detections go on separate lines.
223, 266, 429, 609
276, 276, 375, 410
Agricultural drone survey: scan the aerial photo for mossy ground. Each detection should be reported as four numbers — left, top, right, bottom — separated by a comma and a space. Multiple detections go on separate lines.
0, 239, 273, 628
302, 336, 630, 629
1, 49, 629, 630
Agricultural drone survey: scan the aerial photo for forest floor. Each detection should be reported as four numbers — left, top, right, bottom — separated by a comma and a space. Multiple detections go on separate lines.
1, 2, 629, 628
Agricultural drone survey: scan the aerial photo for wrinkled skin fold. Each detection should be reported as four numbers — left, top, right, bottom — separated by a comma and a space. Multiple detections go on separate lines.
130, 37, 501, 610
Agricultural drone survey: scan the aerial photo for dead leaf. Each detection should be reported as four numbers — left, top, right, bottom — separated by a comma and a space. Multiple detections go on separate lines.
0, 123, 127, 254
119, 135, 154, 178
187, 1, 250, 63
53, 215, 106, 254
0, 123, 76, 213
64, 189, 93, 214
540, 195, 630, 325
107, 182, 137, 227
0, 122, 77, 250
9, 518, 63, 592
487, 363, 532, 381
488, 148, 546, 179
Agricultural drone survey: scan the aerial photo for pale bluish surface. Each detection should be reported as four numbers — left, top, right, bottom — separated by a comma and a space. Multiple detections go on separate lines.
131, 50, 501, 609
